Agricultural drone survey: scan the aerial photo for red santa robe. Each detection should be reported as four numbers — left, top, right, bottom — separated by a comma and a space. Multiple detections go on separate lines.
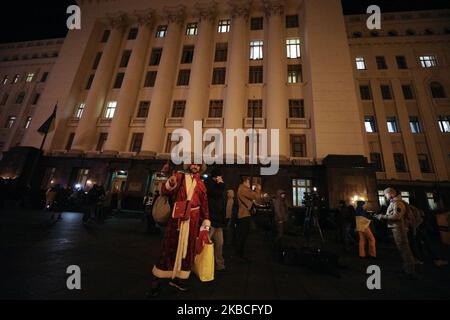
152, 172, 210, 280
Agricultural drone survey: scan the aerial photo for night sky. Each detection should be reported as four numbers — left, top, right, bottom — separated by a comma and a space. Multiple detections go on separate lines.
0, 0, 449, 44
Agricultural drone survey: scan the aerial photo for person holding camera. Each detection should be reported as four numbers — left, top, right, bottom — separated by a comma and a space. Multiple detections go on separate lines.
235, 177, 262, 263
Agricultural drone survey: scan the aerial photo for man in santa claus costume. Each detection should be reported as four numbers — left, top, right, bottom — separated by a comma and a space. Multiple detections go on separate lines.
148, 163, 211, 297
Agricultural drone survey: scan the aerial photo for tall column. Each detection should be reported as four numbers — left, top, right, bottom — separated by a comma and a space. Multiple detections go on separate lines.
302, 0, 366, 160
264, 0, 289, 159
71, 13, 128, 151
104, 10, 155, 153
370, 79, 396, 179
141, 6, 186, 154
183, 3, 217, 137
391, 79, 422, 180
412, 76, 449, 181
223, 1, 250, 130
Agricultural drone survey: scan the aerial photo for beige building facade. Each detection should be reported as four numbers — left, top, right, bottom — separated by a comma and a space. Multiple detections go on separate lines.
0, 0, 449, 211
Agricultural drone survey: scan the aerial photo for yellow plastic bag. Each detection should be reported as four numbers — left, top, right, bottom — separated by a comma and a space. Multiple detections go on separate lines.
193, 243, 215, 282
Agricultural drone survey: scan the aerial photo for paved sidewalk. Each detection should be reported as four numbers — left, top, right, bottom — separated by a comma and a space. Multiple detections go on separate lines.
0, 210, 449, 300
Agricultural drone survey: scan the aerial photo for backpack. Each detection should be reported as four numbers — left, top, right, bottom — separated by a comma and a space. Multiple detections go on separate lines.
402, 201, 424, 232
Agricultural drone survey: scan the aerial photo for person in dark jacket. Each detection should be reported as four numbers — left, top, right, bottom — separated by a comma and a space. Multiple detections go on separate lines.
205, 168, 226, 272
273, 190, 289, 240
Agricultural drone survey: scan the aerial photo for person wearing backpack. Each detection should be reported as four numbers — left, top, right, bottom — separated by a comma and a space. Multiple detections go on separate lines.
375, 188, 416, 278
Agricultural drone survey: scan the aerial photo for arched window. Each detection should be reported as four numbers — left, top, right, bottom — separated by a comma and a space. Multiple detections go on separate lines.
430, 82, 446, 99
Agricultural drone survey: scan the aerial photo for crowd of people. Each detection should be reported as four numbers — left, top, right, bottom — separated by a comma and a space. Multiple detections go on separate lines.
334, 188, 448, 279
45, 183, 110, 225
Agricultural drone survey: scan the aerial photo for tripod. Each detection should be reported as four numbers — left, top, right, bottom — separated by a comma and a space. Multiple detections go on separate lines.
303, 196, 325, 246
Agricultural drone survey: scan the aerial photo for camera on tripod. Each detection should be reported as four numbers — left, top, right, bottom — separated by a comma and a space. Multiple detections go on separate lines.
302, 190, 323, 209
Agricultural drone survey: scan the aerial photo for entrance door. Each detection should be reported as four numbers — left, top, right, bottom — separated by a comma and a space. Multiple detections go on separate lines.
111, 170, 128, 193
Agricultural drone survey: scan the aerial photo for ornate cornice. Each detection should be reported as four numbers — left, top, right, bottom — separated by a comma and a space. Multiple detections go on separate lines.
134, 9, 156, 28
228, 0, 251, 19
193, 1, 218, 23
262, 0, 285, 17
105, 11, 129, 31
163, 5, 187, 25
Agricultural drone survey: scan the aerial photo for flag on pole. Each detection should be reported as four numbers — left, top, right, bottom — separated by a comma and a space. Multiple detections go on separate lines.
38, 104, 57, 134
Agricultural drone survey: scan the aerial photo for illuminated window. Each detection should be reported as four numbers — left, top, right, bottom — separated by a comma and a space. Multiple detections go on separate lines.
420, 55, 437, 68
438, 116, 450, 133
288, 64, 302, 83
12, 74, 20, 83
292, 179, 313, 207
355, 57, 366, 70
218, 20, 231, 33
401, 191, 410, 204
250, 40, 263, 60
26, 73, 35, 82
2, 75, 8, 85
286, 39, 301, 59
409, 117, 422, 134
5, 116, 16, 128
378, 190, 387, 206
105, 101, 117, 119
365, 116, 377, 133
155, 25, 167, 38
75, 103, 85, 119
426, 192, 438, 210
186, 23, 198, 36
387, 117, 399, 133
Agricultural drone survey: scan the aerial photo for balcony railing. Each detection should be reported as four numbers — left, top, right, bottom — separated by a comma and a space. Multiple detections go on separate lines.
165, 117, 184, 128
97, 118, 112, 127
67, 117, 80, 127
287, 118, 311, 129
130, 117, 146, 127
243, 118, 266, 129
203, 118, 224, 128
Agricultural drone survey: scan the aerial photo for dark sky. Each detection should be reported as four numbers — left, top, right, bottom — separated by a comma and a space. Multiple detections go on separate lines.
0, 0, 449, 44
